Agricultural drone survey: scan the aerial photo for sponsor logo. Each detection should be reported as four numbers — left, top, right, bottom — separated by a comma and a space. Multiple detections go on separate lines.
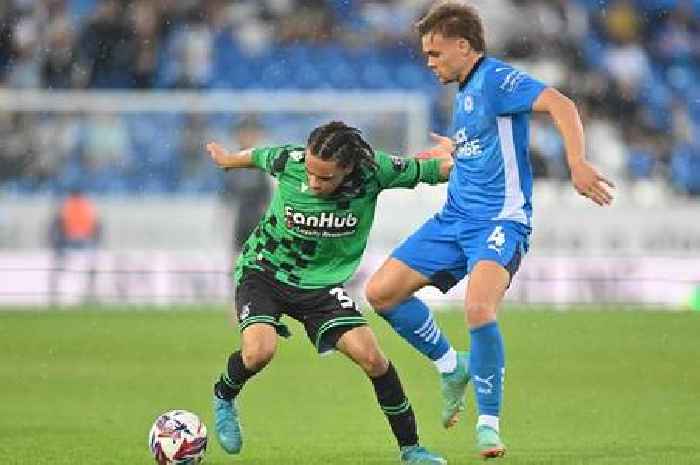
284, 206, 358, 237
453, 127, 482, 159
500, 70, 527, 93
413, 316, 441, 344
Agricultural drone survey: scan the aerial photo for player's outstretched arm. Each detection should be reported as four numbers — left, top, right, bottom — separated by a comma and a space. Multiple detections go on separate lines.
205, 142, 255, 170
416, 132, 454, 180
533, 88, 615, 206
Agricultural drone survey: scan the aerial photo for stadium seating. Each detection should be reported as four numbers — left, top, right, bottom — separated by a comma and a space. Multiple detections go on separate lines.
0, 0, 698, 195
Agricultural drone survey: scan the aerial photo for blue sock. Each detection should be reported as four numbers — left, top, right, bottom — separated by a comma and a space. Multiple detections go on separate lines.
378, 297, 450, 361
469, 321, 505, 417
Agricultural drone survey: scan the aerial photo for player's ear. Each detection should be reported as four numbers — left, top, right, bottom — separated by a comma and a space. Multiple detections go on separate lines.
457, 38, 471, 55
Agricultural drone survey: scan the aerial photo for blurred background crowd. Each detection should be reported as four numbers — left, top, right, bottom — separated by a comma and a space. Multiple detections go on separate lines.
0, 0, 699, 195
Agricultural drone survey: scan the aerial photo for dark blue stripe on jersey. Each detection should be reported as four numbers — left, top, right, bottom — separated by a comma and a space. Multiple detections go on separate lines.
458, 55, 486, 91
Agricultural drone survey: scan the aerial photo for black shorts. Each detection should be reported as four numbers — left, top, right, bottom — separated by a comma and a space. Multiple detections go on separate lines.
235, 269, 367, 354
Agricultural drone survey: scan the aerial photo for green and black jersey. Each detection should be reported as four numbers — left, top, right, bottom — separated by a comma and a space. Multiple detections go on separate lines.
233, 144, 443, 289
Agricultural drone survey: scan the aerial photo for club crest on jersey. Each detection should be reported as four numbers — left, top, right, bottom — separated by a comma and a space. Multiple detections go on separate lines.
464, 94, 474, 113
289, 149, 305, 162
284, 206, 358, 237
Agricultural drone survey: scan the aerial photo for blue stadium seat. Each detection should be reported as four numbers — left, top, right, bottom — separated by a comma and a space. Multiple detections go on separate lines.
581, 33, 606, 70
292, 63, 326, 89
634, 0, 679, 13
627, 149, 657, 178
258, 54, 293, 89
212, 33, 256, 89
69, 0, 95, 21
325, 59, 360, 89
357, 58, 395, 89
666, 65, 696, 95
670, 142, 700, 194
394, 63, 432, 89
314, 46, 359, 89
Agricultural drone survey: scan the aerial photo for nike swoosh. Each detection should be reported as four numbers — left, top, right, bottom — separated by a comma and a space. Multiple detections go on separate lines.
495, 67, 510, 72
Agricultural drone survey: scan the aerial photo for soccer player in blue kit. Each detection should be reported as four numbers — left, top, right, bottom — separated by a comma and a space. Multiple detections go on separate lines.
365, 1, 615, 459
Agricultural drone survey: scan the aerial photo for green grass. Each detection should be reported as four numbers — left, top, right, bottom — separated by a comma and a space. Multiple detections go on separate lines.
1, 306, 699, 465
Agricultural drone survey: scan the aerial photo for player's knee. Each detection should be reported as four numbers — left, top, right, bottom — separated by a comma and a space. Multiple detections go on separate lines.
365, 276, 393, 311
465, 302, 497, 327
242, 339, 276, 371
357, 349, 389, 377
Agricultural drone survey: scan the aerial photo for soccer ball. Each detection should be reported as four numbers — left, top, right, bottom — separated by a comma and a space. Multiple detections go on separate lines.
148, 409, 208, 465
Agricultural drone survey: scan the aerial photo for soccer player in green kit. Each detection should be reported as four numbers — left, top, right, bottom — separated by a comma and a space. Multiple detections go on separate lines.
205, 121, 453, 465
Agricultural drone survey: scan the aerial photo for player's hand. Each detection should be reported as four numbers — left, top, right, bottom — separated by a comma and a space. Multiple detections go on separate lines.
416, 132, 455, 160
570, 159, 615, 206
205, 142, 231, 168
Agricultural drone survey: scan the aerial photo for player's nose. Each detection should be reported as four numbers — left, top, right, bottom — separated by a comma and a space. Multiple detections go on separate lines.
308, 178, 321, 191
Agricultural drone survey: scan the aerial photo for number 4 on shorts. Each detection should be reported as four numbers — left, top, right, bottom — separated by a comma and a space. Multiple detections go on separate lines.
487, 226, 506, 253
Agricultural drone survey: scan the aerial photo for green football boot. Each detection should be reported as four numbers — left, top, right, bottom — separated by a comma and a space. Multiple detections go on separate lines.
476, 424, 506, 459
212, 395, 242, 454
439, 351, 470, 428
400, 445, 447, 465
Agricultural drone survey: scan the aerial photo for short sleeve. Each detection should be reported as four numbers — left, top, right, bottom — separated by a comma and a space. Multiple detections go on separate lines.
374, 151, 441, 189
490, 66, 546, 115
251, 145, 302, 177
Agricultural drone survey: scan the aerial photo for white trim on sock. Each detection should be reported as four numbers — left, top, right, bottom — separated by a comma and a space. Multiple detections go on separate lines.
434, 347, 457, 373
477, 415, 500, 432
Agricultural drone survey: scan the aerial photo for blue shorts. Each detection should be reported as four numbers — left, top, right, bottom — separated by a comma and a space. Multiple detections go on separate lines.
391, 215, 530, 293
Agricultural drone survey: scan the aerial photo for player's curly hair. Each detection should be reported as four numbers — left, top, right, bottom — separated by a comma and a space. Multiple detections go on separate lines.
307, 121, 378, 171
415, 1, 486, 53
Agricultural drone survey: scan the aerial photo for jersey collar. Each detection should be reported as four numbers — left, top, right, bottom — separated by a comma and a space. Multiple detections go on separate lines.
458, 55, 486, 91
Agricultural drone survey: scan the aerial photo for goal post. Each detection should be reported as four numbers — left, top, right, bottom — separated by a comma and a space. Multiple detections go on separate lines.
0, 89, 432, 156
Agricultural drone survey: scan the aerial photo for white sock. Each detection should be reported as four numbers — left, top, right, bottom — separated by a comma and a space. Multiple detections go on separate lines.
434, 347, 457, 373
477, 415, 500, 432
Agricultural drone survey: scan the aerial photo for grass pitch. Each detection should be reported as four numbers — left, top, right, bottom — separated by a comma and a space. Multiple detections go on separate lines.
1, 306, 698, 465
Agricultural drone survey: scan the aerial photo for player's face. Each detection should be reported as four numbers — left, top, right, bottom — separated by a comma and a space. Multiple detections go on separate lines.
305, 151, 354, 197
421, 33, 471, 84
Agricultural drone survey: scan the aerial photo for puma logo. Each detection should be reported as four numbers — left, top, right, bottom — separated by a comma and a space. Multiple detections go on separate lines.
474, 374, 495, 394
474, 374, 495, 389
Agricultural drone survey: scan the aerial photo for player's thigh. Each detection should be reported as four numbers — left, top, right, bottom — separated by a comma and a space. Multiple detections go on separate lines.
369, 216, 467, 308
465, 261, 510, 326
336, 325, 389, 377
235, 270, 289, 365
365, 257, 431, 310
462, 222, 528, 324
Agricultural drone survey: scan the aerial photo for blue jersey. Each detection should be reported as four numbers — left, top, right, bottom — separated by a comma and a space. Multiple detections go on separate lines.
442, 57, 546, 227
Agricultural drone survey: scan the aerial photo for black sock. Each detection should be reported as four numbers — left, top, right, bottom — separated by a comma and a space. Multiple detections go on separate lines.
370, 362, 419, 448
214, 351, 259, 400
